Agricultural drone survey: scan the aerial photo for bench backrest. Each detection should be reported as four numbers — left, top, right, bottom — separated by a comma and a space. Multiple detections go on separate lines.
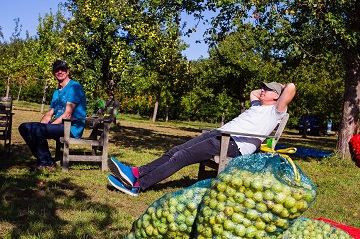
0, 97, 12, 114
0, 97, 13, 150
87, 100, 119, 140
0, 97, 13, 130
267, 113, 289, 149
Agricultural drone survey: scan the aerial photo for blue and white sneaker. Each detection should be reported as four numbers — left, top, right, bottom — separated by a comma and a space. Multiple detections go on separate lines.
108, 157, 136, 189
108, 174, 139, 196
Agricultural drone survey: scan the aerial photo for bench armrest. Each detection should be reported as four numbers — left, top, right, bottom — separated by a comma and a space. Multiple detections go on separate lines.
62, 117, 112, 124
218, 130, 275, 139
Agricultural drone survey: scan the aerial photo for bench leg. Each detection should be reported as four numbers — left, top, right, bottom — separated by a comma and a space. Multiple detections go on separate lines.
101, 123, 110, 171
55, 140, 62, 162
198, 162, 206, 180
101, 145, 108, 171
62, 141, 70, 172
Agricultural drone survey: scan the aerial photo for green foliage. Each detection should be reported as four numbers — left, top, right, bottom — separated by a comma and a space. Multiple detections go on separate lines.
62, 0, 190, 124
63, 0, 135, 100
35, 9, 66, 82
207, 24, 283, 102
285, 56, 345, 128
0, 0, 357, 137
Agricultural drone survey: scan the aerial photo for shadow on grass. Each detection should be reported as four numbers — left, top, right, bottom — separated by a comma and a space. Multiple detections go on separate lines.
0, 146, 129, 238
0, 121, 204, 238
148, 176, 199, 191
278, 130, 337, 152
0, 171, 127, 238
106, 175, 199, 194
111, 125, 195, 152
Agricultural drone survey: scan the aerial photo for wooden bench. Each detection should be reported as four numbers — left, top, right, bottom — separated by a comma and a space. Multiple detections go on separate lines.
198, 113, 289, 180
55, 100, 119, 172
0, 97, 14, 153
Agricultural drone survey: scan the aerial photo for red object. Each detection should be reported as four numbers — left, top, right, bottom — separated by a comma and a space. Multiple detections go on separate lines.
314, 218, 360, 239
349, 134, 360, 165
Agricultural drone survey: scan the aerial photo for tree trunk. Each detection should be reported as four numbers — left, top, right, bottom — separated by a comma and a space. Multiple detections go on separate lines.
41, 79, 49, 114
336, 50, 360, 158
165, 105, 169, 122
302, 109, 310, 138
108, 78, 115, 101
17, 84, 22, 102
6, 76, 10, 98
152, 100, 159, 123
221, 109, 226, 126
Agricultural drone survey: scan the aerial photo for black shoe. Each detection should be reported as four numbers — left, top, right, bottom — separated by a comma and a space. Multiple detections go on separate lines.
30, 163, 56, 172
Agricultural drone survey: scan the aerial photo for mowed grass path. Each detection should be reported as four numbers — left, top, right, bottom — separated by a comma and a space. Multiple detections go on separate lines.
0, 103, 359, 238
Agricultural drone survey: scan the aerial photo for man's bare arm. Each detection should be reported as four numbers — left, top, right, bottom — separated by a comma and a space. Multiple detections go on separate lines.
51, 102, 77, 124
250, 89, 261, 105
276, 83, 296, 112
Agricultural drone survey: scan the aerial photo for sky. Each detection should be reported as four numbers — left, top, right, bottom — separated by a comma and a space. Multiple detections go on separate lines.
0, 0, 210, 60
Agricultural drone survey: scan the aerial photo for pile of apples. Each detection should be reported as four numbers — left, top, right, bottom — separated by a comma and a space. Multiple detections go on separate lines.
194, 166, 317, 238
126, 179, 212, 239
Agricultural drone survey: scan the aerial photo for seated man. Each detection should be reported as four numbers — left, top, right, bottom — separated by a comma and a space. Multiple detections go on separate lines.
108, 82, 296, 196
19, 60, 87, 171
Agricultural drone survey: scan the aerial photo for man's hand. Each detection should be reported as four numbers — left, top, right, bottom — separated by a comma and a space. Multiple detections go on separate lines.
40, 108, 54, 124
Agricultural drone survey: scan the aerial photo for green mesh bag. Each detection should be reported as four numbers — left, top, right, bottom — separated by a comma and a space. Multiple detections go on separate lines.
126, 178, 213, 239
277, 217, 354, 239
194, 153, 317, 239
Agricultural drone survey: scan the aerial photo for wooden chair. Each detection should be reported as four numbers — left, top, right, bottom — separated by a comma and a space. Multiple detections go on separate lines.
55, 100, 119, 172
0, 97, 14, 153
198, 113, 289, 180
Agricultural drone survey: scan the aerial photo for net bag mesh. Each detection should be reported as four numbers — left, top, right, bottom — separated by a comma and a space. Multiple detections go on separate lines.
194, 153, 317, 238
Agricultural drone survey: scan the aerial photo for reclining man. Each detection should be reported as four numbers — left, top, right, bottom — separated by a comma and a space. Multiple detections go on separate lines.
108, 82, 296, 196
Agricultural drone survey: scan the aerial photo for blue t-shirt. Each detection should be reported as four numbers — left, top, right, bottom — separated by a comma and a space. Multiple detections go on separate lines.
50, 79, 87, 138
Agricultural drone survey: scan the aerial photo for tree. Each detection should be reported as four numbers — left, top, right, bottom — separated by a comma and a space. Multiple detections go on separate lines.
207, 24, 283, 104
63, 0, 190, 121
0, 8, 66, 111
34, 9, 67, 112
133, 20, 188, 122
63, 0, 136, 103
0, 18, 32, 99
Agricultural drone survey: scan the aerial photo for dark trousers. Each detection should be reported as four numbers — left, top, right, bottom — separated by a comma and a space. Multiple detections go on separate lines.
18, 122, 64, 166
138, 130, 240, 190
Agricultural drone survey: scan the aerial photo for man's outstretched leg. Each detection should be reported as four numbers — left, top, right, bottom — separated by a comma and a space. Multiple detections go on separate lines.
107, 131, 240, 194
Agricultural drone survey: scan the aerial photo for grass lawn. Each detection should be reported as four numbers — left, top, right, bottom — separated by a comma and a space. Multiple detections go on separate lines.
0, 102, 359, 238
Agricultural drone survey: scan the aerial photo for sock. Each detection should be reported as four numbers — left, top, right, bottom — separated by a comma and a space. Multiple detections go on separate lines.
132, 168, 139, 178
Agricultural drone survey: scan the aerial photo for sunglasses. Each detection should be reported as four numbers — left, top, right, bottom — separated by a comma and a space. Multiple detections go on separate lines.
262, 86, 275, 92
53, 67, 68, 73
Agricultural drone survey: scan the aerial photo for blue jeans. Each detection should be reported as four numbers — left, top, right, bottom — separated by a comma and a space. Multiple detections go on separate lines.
18, 122, 64, 166
138, 130, 240, 190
